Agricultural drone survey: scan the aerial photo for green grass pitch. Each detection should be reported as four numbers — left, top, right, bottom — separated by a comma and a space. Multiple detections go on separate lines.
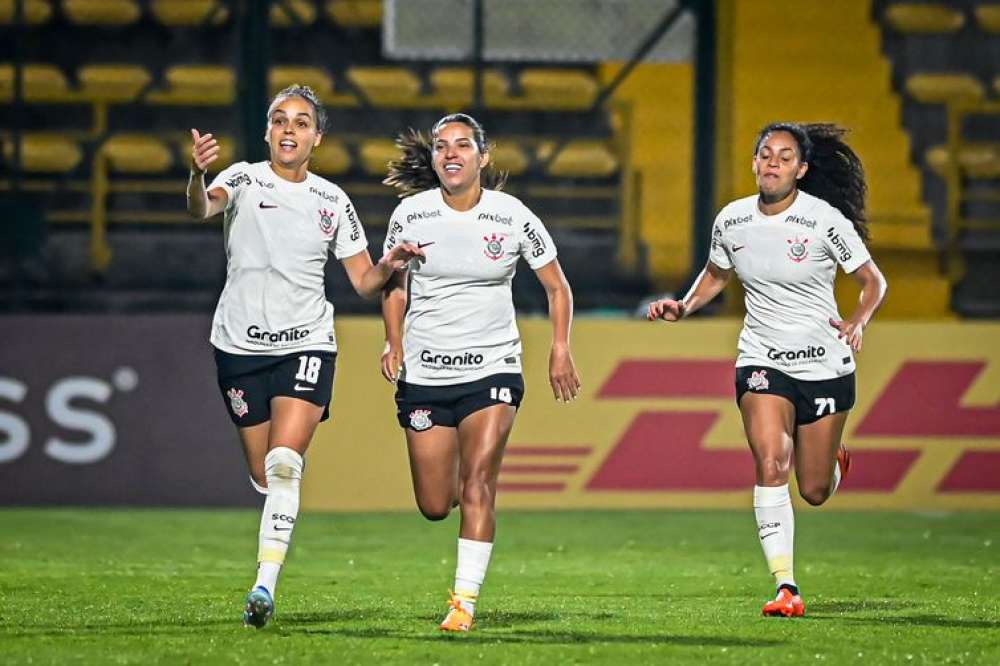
1, 509, 997, 664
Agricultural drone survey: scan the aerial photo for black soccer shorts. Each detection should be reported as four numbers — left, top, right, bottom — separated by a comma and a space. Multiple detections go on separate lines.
214, 348, 336, 427
735, 365, 855, 425
394, 373, 524, 431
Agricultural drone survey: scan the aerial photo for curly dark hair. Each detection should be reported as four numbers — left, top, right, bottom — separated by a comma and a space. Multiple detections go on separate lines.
383, 113, 507, 197
754, 122, 870, 242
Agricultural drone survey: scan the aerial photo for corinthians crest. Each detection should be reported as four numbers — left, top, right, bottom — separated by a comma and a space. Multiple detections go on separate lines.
318, 208, 336, 236
786, 235, 809, 263
227, 388, 249, 417
483, 233, 505, 261
409, 409, 433, 431
747, 370, 769, 391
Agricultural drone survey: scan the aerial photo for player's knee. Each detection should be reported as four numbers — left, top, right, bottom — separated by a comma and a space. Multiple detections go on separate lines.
758, 457, 790, 485
265, 447, 303, 486
459, 476, 494, 508
799, 483, 831, 506
417, 499, 452, 522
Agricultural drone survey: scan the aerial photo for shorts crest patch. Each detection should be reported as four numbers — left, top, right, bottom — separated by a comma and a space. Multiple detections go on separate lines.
409, 408, 433, 431
747, 370, 769, 391
227, 388, 249, 417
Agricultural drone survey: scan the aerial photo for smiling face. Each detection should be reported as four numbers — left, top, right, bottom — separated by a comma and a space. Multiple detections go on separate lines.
752, 130, 808, 203
265, 95, 322, 168
431, 121, 489, 196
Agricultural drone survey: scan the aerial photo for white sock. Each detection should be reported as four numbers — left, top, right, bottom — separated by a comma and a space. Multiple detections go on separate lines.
454, 538, 493, 615
255, 561, 281, 595
753, 484, 796, 590
253, 446, 303, 596
831, 460, 843, 496
249, 475, 268, 495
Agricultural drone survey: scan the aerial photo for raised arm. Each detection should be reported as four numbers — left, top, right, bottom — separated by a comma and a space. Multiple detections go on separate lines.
187, 129, 228, 220
534, 259, 581, 402
647, 260, 733, 322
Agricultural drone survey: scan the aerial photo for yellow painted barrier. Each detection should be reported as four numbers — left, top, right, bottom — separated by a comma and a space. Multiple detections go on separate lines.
303, 318, 1000, 511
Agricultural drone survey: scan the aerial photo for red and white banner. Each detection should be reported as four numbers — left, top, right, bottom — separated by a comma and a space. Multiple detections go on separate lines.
3, 316, 998, 509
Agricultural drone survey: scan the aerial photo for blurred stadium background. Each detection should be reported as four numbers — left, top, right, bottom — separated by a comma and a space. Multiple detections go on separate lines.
1, 0, 999, 662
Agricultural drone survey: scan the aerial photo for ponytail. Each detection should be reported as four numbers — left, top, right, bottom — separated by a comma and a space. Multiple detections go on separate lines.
383, 128, 438, 198
383, 113, 507, 198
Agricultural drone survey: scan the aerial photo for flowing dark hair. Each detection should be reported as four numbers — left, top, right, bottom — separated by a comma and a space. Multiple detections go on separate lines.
383, 113, 507, 197
753, 122, 869, 242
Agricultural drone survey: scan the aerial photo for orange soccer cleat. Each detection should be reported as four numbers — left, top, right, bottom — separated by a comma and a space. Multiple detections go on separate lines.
837, 443, 852, 482
762, 587, 805, 617
439, 591, 475, 632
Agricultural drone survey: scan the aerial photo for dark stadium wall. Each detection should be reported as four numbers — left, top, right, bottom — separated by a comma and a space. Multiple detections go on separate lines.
0, 315, 256, 506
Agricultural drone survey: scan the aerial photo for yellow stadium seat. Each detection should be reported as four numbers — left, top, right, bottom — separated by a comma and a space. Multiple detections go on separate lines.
429, 68, 510, 108
78, 64, 150, 102
2, 133, 82, 172
63, 0, 141, 25
326, 0, 381, 28
540, 141, 618, 178
905, 73, 985, 104
490, 141, 529, 176
926, 144, 1000, 178
359, 138, 398, 176
146, 64, 235, 105
310, 138, 352, 176
346, 67, 421, 107
0, 63, 73, 102
271, 0, 316, 27
269, 66, 334, 97
884, 3, 965, 33
150, 0, 228, 26
0, 0, 52, 24
976, 5, 1000, 33
519, 69, 598, 110
101, 134, 173, 173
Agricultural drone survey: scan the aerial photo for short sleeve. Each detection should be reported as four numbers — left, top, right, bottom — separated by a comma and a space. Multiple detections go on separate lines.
708, 212, 733, 270
822, 210, 870, 273
207, 162, 251, 211
331, 196, 368, 259
383, 203, 407, 257
519, 209, 558, 269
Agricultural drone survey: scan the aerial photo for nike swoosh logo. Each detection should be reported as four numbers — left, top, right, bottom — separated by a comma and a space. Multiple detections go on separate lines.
417, 241, 435, 248
259, 202, 278, 209
273, 525, 292, 532
732, 245, 745, 252
293, 383, 314, 391
760, 531, 778, 540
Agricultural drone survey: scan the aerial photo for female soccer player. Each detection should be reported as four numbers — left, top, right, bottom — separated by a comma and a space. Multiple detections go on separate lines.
380, 113, 581, 632
186, 85, 423, 628
648, 123, 887, 617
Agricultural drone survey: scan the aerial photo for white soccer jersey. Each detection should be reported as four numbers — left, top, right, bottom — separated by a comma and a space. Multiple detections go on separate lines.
384, 188, 557, 385
708, 190, 871, 380
207, 161, 368, 355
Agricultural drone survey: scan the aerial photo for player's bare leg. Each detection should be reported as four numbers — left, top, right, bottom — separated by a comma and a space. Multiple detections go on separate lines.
434, 404, 516, 631
794, 411, 851, 506
405, 427, 461, 520
739, 393, 804, 616
237, 421, 271, 494
244, 397, 323, 628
